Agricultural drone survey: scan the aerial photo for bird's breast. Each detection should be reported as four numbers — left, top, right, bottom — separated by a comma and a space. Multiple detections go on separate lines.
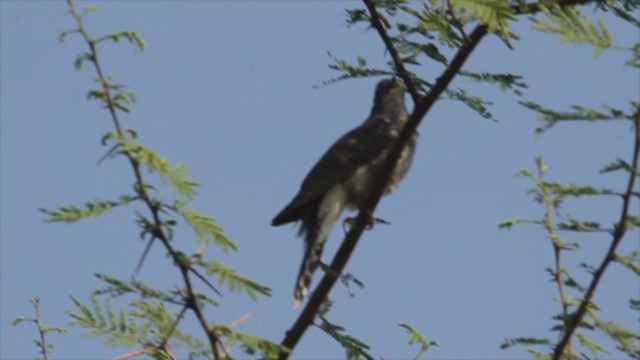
343, 137, 416, 209
343, 162, 376, 209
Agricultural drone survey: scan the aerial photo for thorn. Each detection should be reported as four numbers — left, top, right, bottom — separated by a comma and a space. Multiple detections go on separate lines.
96, 143, 121, 165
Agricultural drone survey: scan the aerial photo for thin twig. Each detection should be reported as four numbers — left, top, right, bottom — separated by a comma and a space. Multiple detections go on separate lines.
65, 1, 221, 358
111, 345, 175, 360
552, 114, 640, 359
181, 265, 221, 359
111, 347, 152, 360
193, 242, 208, 259
96, 143, 121, 164
134, 235, 156, 277
223, 311, 255, 354
228, 311, 254, 329
160, 305, 188, 348
414, 346, 427, 360
159, 342, 176, 360
445, 0, 469, 42
361, 0, 421, 103
189, 267, 222, 296
33, 299, 49, 360
538, 165, 573, 356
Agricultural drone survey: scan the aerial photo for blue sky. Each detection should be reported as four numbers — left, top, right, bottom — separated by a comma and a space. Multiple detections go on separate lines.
1, 1, 638, 359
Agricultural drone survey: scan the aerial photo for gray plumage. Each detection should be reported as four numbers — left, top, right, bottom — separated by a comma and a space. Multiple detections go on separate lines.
272, 78, 417, 307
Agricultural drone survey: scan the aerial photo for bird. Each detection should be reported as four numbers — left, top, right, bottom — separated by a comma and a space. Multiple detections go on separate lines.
271, 78, 417, 308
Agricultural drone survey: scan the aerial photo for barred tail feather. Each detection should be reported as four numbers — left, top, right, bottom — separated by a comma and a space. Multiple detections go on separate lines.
292, 186, 347, 308
293, 240, 325, 308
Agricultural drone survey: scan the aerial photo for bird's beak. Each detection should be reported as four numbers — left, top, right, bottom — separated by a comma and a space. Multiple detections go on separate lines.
392, 77, 407, 91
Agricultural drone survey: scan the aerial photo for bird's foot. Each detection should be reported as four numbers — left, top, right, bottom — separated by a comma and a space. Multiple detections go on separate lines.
343, 211, 391, 232
361, 210, 375, 230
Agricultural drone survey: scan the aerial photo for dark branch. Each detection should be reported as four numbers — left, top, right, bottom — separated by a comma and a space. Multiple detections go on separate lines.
278, 3, 488, 358
279, 1, 601, 356
552, 114, 640, 359
361, 0, 421, 104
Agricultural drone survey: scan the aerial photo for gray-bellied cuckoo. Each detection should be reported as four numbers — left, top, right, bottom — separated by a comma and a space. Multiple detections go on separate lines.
272, 78, 417, 307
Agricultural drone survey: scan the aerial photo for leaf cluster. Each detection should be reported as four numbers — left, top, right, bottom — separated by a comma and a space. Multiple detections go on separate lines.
336, 0, 528, 121
398, 322, 439, 360
42, 2, 278, 359
12, 298, 68, 360
314, 299, 375, 360
531, 3, 612, 55
501, 155, 639, 359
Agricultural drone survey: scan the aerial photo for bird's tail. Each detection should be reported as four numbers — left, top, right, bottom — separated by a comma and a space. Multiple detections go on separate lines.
293, 238, 325, 308
293, 199, 326, 308
292, 192, 345, 308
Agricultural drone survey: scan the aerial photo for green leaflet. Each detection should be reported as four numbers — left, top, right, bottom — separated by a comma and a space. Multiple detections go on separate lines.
398, 322, 438, 360
197, 260, 271, 300
532, 3, 612, 55
175, 206, 237, 252
40, 196, 131, 223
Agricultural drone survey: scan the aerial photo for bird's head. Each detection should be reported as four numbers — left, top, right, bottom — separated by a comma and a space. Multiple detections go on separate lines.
374, 77, 406, 98
371, 77, 407, 116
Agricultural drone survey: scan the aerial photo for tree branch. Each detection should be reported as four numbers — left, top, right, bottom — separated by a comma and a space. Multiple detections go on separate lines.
278, 0, 603, 357
34, 299, 50, 360
361, 0, 594, 106
278, 3, 489, 357
446, 0, 470, 43
543, 187, 574, 355
361, 0, 421, 104
552, 114, 640, 359
65, 1, 220, 358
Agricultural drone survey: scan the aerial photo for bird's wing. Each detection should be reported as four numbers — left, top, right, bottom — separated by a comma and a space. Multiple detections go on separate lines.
272, 117, 395, 225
